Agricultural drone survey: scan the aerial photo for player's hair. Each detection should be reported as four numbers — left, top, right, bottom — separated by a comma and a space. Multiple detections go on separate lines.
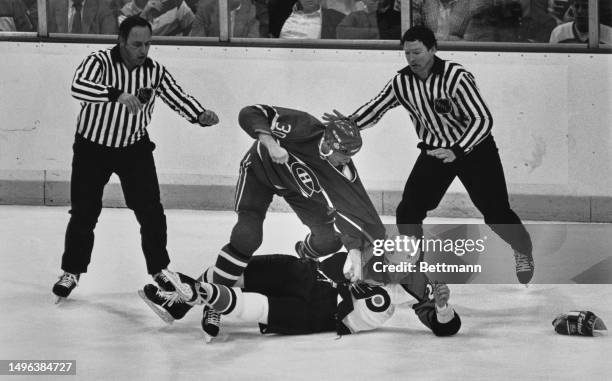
118, 16, 152, 41
401, 26, 437, 50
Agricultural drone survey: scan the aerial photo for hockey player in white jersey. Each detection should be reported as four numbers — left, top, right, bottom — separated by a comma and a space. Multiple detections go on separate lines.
140, 252, 461, 338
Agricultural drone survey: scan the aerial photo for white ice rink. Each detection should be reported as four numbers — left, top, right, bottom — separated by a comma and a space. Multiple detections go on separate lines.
1, 205, 610, 380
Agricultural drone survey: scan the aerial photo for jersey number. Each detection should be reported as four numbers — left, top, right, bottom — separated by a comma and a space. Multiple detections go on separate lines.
271, 122, 292, 138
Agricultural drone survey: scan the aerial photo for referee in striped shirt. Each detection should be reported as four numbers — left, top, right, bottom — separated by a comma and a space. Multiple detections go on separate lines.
52, 16, 220, 302
324, 26, 534, 284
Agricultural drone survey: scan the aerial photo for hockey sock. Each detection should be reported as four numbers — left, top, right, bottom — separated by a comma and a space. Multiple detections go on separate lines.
305, 231, 343, 258
226, 289, 269, 324
200, 283, 238, 315
207, 244, 250, 286
201, 284, 268, 324
297, 234, 322, 259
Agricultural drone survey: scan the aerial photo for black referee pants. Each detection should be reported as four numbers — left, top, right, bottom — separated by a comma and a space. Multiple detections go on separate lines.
60, 135, 170, 275
396, 135, 532, 255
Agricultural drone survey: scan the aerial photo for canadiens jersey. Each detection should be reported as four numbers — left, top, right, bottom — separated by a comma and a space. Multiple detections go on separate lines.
238, 104, 385, 250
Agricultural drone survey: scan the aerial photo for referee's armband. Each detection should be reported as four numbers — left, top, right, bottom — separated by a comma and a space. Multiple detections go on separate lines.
108, 87, 122, 102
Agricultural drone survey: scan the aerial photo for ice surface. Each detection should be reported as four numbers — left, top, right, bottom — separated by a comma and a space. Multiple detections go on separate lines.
0, 206, 610, 380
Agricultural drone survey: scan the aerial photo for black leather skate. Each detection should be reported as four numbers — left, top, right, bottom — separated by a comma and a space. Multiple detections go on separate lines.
514, 250, 535, 285
138, 284, 193, 324
52, 272, 80, 304
153, 271, 175, 291
202, 306, 221, 343
161, 269, 208, 305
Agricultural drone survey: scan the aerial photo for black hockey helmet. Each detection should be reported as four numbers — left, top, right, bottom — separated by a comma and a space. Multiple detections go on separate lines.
323, 119, 362, 156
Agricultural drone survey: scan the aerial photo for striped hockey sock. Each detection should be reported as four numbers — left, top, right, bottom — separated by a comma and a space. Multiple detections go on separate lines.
200, 283, 238, 315
206, 244, 250, 286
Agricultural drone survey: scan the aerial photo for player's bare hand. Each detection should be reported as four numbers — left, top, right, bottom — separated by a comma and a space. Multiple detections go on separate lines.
343, 249, 363, 283
118, 93, 142, 114
433, 282, 450, 308
258, 134, 288, 164
268, 144, 289, 164
322, 109, 349, 125
198, 110, 219, 126
427, 148, 456, 163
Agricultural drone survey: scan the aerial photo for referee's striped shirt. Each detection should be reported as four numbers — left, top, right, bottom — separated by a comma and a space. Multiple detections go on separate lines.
350, 56, 493, 156
71, 45, 206, 148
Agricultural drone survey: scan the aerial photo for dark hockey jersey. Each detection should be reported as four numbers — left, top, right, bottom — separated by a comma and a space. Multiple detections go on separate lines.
238, 105, 386, 251
336, 281, 461, 336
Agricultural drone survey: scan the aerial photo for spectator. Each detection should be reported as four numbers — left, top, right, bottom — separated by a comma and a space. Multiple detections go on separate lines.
548, 0, 573, 24
22, 0, 37, 30
376, 0, 401, 39
268, 0, 297, 37
279, 0, 344, 39
414, 0, 476, 41
325, 0, 357, 15
0, 0, 33, 31
517, 0, 557, 42
549, 0, 612, 43
336, 0, 379, 39
463, 0, 524, 42
47, 0, 118, 34
190, 0, 261, 38
118, 0, 195, 36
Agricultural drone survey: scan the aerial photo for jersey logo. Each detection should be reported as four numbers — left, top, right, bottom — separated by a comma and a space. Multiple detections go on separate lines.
351, 284, 391, 313
433, 98, 452, 114
288, 156, 322, 197
425, 283, 435, 301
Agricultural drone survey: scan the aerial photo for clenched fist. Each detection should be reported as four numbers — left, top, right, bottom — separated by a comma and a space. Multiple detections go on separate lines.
118, 93, 143, 114
198, 110, 219, 126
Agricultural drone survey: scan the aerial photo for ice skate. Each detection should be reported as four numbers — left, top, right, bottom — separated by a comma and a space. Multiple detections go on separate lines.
138, 284, 193, 324
153, 270, 175, 291
202, 306, 221, 343
513, 250, 535, 285
52, 272, 80, 304
161, 269, 208, 305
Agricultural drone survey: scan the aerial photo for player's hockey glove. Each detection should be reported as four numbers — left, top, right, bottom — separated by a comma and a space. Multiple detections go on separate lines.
552, 311, 607, 336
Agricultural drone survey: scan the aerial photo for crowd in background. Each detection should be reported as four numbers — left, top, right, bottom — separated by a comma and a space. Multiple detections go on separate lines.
0, 0, 610, 43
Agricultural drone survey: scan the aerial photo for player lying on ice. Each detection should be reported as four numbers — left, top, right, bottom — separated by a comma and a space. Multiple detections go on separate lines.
139, 251, 461, 342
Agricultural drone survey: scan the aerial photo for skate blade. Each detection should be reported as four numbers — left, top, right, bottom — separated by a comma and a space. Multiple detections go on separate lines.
202, 332, 228, 344
138, 289, 174, 325
203, 333, 213, 344
54, 295, 65, 304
